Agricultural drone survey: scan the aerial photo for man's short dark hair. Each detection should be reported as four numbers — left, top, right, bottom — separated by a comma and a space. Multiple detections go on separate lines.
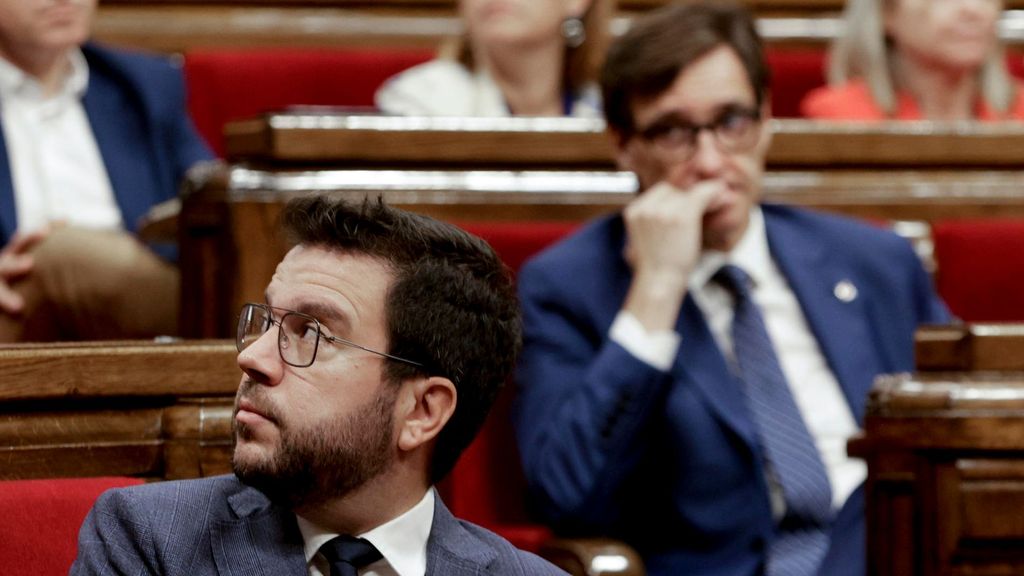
601, 1, 770, 136
281, 195, 522, 483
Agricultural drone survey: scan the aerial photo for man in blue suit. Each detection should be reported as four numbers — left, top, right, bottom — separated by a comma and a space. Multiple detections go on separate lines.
513, 3, 950, 576
0, 0, 212, 341
73, 196, 566, 576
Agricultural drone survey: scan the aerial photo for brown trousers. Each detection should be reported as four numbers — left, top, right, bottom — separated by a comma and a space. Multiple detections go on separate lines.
0, 227, 179, 342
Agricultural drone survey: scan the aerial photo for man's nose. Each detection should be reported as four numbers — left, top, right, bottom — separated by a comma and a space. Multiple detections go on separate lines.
237, 328, 284, 386
690, 129, 727, 177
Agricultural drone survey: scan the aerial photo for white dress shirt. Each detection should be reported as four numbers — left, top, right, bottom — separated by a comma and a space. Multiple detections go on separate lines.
0, 50, 122, 234
298, 488, 435, 576
610, 208, 866, 512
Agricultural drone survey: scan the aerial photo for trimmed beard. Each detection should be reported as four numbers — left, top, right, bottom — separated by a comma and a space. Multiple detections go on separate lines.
232, 380, 397, 508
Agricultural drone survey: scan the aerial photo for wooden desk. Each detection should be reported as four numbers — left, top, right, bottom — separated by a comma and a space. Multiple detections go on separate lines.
91, 1, 1024, 53
178, 115, 1024, 337
0, 340, 238, 480
224, 114, 1024, 168
850, 324, 1024, 576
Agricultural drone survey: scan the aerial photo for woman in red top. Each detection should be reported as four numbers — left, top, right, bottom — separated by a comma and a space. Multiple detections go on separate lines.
802, 0, 1024, 120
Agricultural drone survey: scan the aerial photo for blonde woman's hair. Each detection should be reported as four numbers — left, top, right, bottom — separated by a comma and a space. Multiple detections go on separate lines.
448, 0, 615, 95
828, 0, 1015, 116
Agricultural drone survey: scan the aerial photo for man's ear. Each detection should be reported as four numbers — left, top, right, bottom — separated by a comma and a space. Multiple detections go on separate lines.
396, 376, 457, 452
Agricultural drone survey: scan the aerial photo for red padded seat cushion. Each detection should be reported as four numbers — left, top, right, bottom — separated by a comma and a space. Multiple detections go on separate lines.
0, 476, 144, 576
933, 219, 1024, 322
184, 48, 433, 156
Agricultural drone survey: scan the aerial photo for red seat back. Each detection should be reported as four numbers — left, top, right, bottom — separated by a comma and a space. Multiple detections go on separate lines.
438, 221, 579, 551
933, 219, 1024, 322
767, 48, 828, 118
184, 47, 433, 156
0, 476, 144, 576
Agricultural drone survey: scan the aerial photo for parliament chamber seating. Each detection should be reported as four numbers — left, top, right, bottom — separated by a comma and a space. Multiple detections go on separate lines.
180, 46, 840, 160
0, 476, 144, 576
183, 47, 433, 156
933, 220, 1024, 322
0, 330, 638, 574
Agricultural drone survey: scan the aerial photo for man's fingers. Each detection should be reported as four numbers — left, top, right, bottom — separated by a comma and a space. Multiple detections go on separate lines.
0, 253, 34, 280
0, 282, 24, 315
3, 227, 50, 257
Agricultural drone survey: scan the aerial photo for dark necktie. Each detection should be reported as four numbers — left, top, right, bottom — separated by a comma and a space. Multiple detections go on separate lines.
714, 264, 833, 576
319, 535, 383, 576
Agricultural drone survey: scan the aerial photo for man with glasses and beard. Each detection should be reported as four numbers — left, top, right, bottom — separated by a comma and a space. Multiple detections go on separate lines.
72, 196, 566, 576
512, 3, 949, 576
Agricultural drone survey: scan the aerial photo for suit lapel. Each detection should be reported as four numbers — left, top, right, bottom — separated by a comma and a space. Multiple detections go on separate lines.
0, 131, 17, 243
426, 494, 497, 576
764, 210, 879, 422
80, 51, 161, 234
210, 487, 308, 576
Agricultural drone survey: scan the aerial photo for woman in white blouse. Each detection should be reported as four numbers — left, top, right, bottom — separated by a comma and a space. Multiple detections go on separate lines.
376, 0, 613, 118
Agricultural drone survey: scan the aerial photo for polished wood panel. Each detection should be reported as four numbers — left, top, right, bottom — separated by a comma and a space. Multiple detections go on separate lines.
855, 325, 1024, 574
92, 3, 1024, 53
0, 340, 238, 480
851, 369, 1024, 576
178, 116, 1024, 337
916, 324, 1024, 372
224, 115, 1024, 168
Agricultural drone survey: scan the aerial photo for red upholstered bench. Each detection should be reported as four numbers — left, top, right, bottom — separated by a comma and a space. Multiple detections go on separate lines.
184, 47, 433, 156
933, 219, 1024, 322
0, 476, 144, 576
437, 221, 579, 552
766, 48, 827, 118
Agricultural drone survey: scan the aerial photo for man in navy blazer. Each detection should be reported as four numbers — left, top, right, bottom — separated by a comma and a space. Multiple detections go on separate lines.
513, 3, 950, 576
0, 0, 211, 342
73, 197, 566, 576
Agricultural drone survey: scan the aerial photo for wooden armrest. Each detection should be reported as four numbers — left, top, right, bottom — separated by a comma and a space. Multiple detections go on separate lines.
540, 537, 645, 576
137, 197, 180, 243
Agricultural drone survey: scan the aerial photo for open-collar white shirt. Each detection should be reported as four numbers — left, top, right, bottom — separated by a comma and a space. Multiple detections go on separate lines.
0, 49, 121, 234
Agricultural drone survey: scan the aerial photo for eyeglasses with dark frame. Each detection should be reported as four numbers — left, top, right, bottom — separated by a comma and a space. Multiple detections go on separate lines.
236, 302, 424, 369
634, 105, 762, 162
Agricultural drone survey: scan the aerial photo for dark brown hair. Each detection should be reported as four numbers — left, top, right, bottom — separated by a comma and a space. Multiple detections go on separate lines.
282, 195, 522, 482
601, 1, 770, 135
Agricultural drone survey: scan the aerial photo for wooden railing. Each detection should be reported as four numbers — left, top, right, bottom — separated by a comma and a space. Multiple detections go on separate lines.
0, 339, 238, 481
90, 1, 1024, 53
172, 114, 1024, 337
850, 324, 1024, 575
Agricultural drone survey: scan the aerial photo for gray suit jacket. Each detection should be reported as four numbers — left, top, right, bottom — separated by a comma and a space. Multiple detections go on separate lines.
71, 475, 565, 575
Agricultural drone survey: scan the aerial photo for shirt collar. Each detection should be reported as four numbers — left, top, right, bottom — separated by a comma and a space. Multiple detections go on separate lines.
690, 206, 770, 291
297, 488, 435, 576
0, 48, 88, 101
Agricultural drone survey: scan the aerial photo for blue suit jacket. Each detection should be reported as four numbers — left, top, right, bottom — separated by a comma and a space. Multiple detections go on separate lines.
0, 43, 212, 250
513, 204, 950, 576
71, 475, 565, 575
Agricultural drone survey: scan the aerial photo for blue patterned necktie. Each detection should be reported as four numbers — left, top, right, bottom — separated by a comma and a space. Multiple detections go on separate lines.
319, 535, 383, 576
714, 264, 833, 576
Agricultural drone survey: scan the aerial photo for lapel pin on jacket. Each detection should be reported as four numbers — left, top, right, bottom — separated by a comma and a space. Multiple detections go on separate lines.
834, 280, 858, 303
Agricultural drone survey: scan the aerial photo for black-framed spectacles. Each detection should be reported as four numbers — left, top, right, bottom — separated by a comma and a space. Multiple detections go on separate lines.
236, 302, 424, 369
635, 105, 762, 161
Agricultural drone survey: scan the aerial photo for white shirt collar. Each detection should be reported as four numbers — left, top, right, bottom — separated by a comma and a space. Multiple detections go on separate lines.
297, 488, 435, 576
689, 206, 771, 291
0, 49, 88, 102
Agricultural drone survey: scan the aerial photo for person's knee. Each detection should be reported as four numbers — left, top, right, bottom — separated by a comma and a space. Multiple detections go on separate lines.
27, 227, 179, 339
